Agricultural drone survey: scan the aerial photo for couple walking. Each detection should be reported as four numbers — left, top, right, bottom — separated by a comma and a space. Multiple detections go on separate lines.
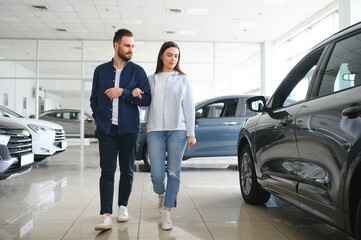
90, 28, 196, 231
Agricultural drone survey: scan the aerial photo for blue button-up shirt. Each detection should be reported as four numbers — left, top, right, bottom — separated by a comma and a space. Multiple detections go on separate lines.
90, 59, 151, 135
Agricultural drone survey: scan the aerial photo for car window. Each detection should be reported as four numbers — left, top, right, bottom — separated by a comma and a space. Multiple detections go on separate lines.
271, 49, 324, 109
318, 32, 361, 97
61, 112, 79, 120
62, 112, 71, 120
196, 98, 238, 118
45, 112, 61, 118
196, 103, 223, 118
0, 106, 23, 118
283, 66, 316, 107
221, 99, 238, 117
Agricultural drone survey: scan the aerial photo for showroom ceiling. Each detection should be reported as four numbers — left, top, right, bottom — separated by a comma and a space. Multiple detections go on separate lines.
0, 0, 338, 99
0, 0, 336, 43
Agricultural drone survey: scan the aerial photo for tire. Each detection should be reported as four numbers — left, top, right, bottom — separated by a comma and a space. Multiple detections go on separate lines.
142, 145, 151, 172
239, 144, 270, 204
355, 198, 361, 239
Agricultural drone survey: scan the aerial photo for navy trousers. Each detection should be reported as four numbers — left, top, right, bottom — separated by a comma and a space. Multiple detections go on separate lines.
97, 124, 137, 215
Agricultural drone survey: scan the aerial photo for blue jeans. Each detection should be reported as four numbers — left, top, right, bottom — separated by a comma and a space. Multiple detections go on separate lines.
97, 125, 137, 215
147, 130, 187, 208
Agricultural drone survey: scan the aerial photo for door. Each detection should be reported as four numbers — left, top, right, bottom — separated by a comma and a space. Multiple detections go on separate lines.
253, 48, 324, 205
183, 97, 242, 158
296, 32, 361, 227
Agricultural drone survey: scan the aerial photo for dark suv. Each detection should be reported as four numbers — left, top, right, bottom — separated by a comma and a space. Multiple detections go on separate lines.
0, 116, 34, 180
237, 21, 361, 239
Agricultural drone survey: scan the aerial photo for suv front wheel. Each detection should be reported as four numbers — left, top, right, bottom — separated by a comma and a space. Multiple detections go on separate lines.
239, 144, 270, 204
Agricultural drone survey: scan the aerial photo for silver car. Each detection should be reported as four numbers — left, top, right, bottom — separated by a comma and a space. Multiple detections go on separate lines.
0, 116, 34, 180
39, 109, 96, 138
0, 105, 67, 161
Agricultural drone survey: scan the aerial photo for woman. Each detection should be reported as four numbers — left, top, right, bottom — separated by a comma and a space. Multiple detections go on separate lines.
146, 41, 196, 230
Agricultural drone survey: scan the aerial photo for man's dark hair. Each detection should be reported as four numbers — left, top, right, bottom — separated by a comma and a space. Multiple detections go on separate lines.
113, 29, 133, 43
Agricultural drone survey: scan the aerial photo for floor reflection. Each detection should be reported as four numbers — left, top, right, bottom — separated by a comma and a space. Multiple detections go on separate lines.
0, 144, 354, 240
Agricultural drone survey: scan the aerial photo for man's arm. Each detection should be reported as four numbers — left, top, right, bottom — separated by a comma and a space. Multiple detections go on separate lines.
122, 68, 151, 106
89, 67, 99, 122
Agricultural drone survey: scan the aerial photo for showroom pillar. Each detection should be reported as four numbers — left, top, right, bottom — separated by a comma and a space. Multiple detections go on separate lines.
80, 41, 85, 149
338, 0, 361, 29
261, 41, 274, 95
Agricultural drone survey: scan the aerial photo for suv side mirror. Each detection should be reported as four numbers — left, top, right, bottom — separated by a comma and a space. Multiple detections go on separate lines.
246, 96, 266, 112
195, 111, 202, 119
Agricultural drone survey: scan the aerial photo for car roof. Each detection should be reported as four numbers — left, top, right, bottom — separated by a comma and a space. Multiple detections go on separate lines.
39, 109, 93, 118
40, 109, 80, 114
195, 95, 257, 106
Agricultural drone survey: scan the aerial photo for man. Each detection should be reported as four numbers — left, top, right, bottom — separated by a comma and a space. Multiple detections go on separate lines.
90, 29, 151, 231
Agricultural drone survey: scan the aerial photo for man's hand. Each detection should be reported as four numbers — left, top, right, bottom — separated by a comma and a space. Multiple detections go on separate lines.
105, 88, 123, 99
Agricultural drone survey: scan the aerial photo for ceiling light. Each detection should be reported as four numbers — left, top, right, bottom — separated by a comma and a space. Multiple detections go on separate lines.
32, 5, 48, 10
56, 29, 67, 32
166, 8, 183, 14
164, 31, 176, 34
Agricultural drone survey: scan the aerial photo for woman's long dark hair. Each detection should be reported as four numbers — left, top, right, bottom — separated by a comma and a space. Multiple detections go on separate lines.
155, 41, 185, 74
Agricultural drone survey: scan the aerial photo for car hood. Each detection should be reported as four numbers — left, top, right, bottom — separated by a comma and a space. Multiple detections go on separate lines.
2, 115, 64, 129
0, 116, 25, 130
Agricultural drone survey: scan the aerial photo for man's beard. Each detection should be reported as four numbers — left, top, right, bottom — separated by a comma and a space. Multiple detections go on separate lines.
117, 49, 132, 61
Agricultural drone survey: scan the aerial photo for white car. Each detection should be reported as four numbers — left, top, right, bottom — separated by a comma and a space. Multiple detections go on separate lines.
0, 105, 67, 161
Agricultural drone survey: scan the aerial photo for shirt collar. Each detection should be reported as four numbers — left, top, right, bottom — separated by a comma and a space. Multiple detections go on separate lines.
111, 58, 129, 69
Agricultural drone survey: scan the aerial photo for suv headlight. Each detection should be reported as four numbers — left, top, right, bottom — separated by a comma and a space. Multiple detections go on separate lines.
28, 124, 54, 134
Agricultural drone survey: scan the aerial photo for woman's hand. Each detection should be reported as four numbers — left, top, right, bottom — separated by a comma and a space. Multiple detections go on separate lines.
187, 136, 196, 149
132, 88, 144, 99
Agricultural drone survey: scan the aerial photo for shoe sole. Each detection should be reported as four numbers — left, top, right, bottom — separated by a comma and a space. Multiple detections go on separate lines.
161, 225, 172, 230
94, 226, 112, 231
117, 217, 129, 222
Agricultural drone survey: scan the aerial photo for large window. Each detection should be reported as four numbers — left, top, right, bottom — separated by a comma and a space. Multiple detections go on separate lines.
272, 12, 339, 93
0, 39, 261, 116
0, 11, 337, 118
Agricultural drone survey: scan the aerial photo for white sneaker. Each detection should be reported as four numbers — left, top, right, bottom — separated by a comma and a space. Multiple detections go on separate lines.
117, 205, 129, 222
94, 214, 112, 231
161, 211, 172, 230
158, 194, 165, 215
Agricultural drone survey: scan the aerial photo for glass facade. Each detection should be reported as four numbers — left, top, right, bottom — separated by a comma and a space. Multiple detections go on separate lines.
0, 39, 261, 117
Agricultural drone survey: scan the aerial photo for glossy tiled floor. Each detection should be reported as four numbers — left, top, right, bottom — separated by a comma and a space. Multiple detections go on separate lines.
0, 144, 354, 240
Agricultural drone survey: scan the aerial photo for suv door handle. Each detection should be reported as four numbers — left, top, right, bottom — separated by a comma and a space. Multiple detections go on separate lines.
342, 106, 361, 119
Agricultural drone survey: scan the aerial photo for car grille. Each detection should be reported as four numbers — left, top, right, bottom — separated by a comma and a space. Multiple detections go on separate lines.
5, 130, 33, 156
54, 128, 66, 143
2, 129, 33, 172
